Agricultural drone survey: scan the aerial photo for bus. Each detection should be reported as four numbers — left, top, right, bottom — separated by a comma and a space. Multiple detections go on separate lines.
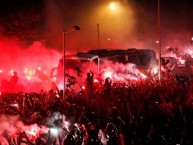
50, 48, 157, 85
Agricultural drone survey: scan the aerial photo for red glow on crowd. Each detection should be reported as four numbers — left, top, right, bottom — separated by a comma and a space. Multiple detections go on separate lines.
94, 79, 99, 83
0, 40, 192, 144
0, 35, 193, 94
0, 38, 61, 93
103, 70, 113, 79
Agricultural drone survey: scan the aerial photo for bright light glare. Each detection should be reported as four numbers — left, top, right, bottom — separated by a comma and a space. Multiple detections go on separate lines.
179, 59, 185, 65
10, 70, 14, 76
109, 2, 116, 10
108, 2, 122, 14
103, 71, 113, 79
26, 76, 32, 80
26, 130, 36, 136
37, 66, 41, 71
141, 74, 147, 79
186, 49, 193, 55
57, 82, 64, 90
94, 79, 99, 83
151, 66, 158, 74
81, 86, 85, 90
50, 128, 59, 136
12, 103, 18, 107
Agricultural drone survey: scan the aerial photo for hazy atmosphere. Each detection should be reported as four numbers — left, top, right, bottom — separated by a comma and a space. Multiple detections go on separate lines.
0, 1, 193, 145
0, 0, 193, 91
0, 0, 193, 53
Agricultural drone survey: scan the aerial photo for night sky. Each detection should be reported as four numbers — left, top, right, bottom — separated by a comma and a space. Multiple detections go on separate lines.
0, 0, 193, 52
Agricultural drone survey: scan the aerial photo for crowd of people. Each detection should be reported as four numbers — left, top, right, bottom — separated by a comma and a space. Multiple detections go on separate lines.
0, 70, 193, 145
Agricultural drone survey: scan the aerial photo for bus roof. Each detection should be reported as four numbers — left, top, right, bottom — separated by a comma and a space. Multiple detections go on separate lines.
66, 53, 99, 60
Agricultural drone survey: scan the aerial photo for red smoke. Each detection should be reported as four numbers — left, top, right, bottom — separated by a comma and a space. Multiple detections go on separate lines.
0, 37, 61, 92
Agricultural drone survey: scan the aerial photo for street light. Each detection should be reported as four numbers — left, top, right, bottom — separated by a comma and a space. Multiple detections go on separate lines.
97, 23, 100, 49
109, 2, 117, 10
157, 0, 161, 80
108, 1, 121, 14
63, 25, 80, 100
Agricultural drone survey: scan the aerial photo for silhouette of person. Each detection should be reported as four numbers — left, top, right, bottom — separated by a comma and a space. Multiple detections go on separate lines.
104, 77, 112, 97
86, 70, 94, 89
86, 70, 94, 108
9, 71, 19, 88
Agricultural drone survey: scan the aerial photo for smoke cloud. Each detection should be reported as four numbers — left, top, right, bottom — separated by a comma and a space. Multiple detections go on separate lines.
0, 37, 61, 92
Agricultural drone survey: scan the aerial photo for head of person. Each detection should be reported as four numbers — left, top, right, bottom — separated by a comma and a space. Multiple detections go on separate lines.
13, 71, 17, 76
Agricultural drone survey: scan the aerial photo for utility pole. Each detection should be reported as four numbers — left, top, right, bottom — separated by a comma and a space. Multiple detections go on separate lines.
97, 23, 100, 49
62, 26, 80, 100
157, 0, 161, 80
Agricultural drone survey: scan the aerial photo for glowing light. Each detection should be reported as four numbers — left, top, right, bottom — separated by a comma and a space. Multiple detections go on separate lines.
50, 128, 59, 136
94, 79, 99, 83
74, 123, 78, 127
141, 74, 147, 79
64, 121, 70, 126
81, 86, 86, 90
132, 77, 138, 81
109, 2, 116, 10
161, 66, 166, 72
12, 103, 18, 107
57, 82, 64, 90
24, 68, 36, 80
26, 130, 36, 136
56, 94, 60, 98
10, 70, 14, 76
179, 59, 185, 65
108, 1, 122, 14
26, 76, 32, 80
107, 38, 111, 41
103, 71, 113, 79
71, 57, 78, 60
24, 124, 49, 138
24, 68, 28, 74
186, 49, 193, 55
63, 121, 70, 131
37, 66, 41, 71
152, 67, 158, 74
0, 69, 2, 73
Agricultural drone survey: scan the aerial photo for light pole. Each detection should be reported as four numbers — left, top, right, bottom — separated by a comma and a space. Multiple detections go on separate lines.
157, 0, 161, 80
97, 23, 100, 49
63, 25, 80, 100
